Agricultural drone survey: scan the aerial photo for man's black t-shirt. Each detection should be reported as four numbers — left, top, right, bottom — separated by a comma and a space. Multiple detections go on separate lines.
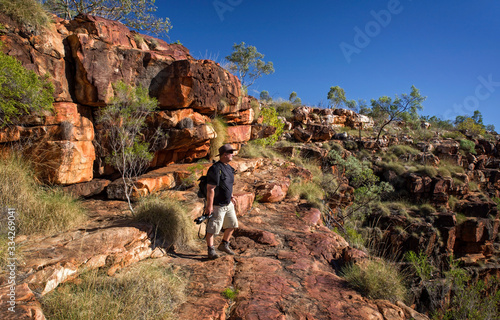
206, 161, 235, 206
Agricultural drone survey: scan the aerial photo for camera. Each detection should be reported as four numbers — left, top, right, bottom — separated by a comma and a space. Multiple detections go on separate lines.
194, 214, 212, 224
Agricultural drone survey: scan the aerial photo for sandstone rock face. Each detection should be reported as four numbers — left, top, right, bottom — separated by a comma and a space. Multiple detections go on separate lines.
0, 13, 273, 185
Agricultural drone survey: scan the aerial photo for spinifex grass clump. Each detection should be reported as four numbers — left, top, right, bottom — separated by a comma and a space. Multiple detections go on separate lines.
0, 155, 87, 267
0, 155, 85, 234
134, 195, 194, 250
341, 258, 407, 303
41, 260, 186, 320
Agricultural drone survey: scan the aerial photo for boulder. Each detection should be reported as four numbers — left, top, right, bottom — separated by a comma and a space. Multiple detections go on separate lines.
30, 140, 95, 185
233, 192, 255, 216
0, 283, 46, 320
151, 59, 244, 114
15, 218, 158, 295
293, 126, 312, 143
250, 124, 276, 140
226, 125, 252, 144
63, 179, 111, 198
256, 177, 290, 203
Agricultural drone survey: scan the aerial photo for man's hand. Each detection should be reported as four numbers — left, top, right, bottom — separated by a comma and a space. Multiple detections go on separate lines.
203, 205, 213, 216
231, 196, 236, 204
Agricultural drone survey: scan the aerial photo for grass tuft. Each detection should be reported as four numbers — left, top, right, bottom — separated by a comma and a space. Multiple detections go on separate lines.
0, 154, 86, 235
41, 260, 186, 320
342, 258, 407, 302
288, 180, 324, 209
209, 116, 228, 159
134, 195, 194, 249
0, 0, 52, 30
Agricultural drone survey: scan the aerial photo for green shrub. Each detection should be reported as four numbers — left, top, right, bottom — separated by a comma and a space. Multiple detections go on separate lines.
0, 0, 52, 30
341, 258, 407, 302
468, 181, 479, 192
459, 139, 476, 155
371, 202, 391, 217
405, 251, 435, 281
41, 260, 186, 320
435, 259, 500, 319
273, 100, 294, 120
437, 167, 451, 178
0, 43, 54, 126
343, 140, 358, 150
255, 106, 284, 146
222, 287, 239, 300
134, 195, 194, 249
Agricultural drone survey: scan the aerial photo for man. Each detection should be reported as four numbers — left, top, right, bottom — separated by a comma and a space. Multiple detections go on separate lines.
204, 144, 238, 259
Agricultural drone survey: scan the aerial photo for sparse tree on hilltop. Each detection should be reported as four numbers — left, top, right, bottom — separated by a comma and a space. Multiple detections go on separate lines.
289, 91, 301, 104
327, 86, 346, 109
41, 0, 171, 36
260, 90, 271, 102
225, 42, 274, 89
370, 85, 426, 144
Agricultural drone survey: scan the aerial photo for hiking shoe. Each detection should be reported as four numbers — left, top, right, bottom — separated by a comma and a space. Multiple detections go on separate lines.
208, 246, 219, 259
218, 241, 235, 255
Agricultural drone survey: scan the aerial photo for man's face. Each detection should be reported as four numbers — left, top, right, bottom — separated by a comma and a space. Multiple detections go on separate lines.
220, 151, 233, 163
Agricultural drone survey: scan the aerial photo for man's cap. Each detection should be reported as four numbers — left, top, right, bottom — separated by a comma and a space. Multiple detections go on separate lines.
217, 144, 236, 156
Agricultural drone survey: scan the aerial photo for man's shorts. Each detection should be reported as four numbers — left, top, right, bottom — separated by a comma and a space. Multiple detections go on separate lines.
207, 202, 238, 235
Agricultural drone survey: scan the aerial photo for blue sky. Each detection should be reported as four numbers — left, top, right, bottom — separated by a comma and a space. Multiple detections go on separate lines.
156, 1, 500, 130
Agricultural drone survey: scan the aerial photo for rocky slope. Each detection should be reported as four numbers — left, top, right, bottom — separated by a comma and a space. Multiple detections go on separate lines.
1, 158, 429, 320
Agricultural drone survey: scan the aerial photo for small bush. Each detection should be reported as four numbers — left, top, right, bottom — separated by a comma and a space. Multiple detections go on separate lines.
437, 167, 451, 178
439, 160, 465, 175
134, 195, 194, 249
222, 287, 239, 300
41, 260, 186, 320
448, 195, 459, 211
343, 140, 358, 150
0, 43, 54, 126
459, 139, 476, 155
255, 106, 284, 146
468, 181, 479, 192
341, 258, 407, 302
273, 100, 295, 120
0, 0, 52, 30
